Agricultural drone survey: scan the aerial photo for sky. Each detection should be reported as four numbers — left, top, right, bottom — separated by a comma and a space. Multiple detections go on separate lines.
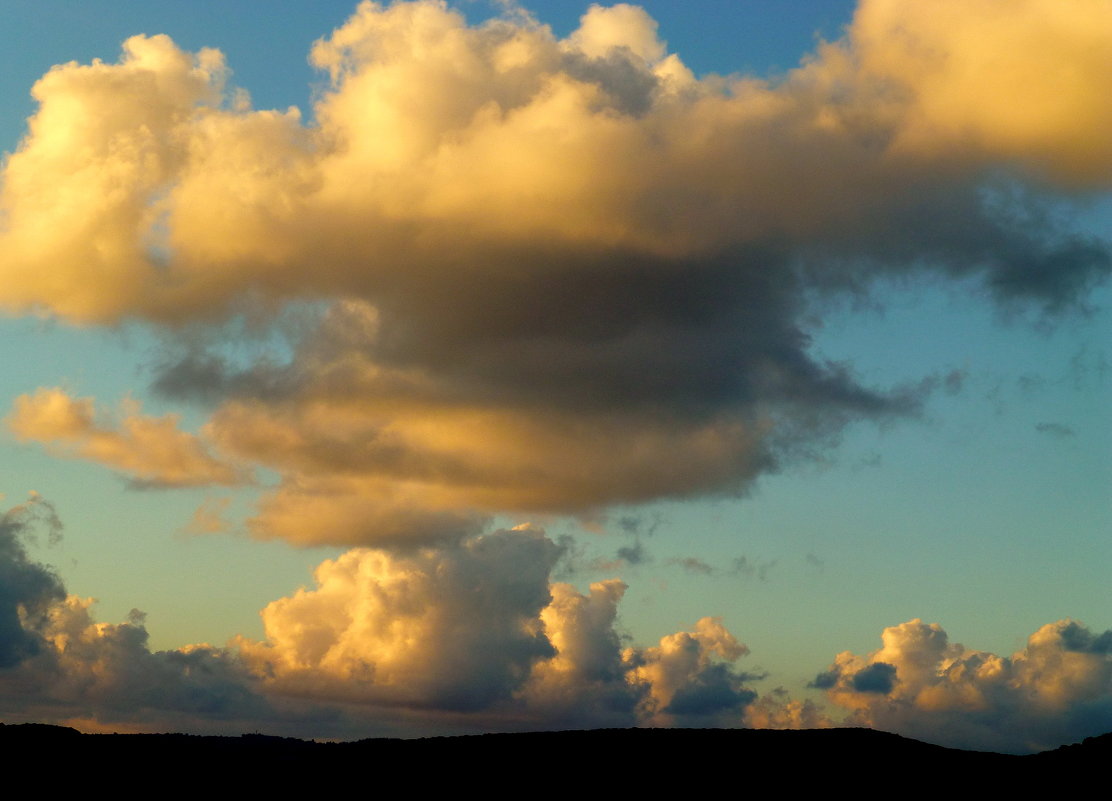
0, 0, 1109, 753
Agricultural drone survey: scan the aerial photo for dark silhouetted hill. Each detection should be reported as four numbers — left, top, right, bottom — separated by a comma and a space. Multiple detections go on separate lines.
3, 723, 1105, 790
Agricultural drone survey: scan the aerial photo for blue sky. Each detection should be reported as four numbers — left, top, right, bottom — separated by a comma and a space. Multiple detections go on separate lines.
0, 1, 1108, 752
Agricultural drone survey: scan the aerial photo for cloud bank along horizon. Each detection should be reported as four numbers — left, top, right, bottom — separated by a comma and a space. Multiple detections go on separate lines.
0, 0, 1109, 751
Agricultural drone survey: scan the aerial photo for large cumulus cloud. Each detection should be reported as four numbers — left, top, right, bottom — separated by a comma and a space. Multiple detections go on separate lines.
813, 618, 1112, 753
236, 526, 561, 711
5, 0, 1106, 319
8, 0, 1108, 545
235, 525, 761, 729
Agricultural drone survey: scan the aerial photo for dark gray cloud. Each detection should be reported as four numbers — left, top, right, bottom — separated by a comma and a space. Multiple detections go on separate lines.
661, 554, 776, 579
1016, 373, 1046, 395
615, 514, 662, 537
0, 496, 65, 668
669, 556, 715, 575
986, 237, 1110, 311
1069, 346, 1111, 389
665, 663, 759, 718
802, 182, 1112, 313
156, 247, 920, 427
810, 669, 839, 690
730, 556, 776, 581
615, 540, 650, 566
942, 369, 966, 395
1058, 621, 1112, 654
1035, 422, 1076, 438
851, 662, 897, 694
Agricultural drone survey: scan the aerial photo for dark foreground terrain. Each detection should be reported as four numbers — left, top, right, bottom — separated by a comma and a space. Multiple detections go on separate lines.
3, 723, 1106, 789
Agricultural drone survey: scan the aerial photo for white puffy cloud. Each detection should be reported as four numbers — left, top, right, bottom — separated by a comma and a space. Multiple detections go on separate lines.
813, 618, 1112, 753
625, 616, 758, 726
236, 526, 762, 729
566, 3, 666, 63
236, 527, 560, 710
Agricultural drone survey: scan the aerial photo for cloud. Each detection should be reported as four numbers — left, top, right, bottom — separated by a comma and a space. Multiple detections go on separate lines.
0, 502, 762, 733
813, 618, 1112, 753
850, 662, 897, 694
567, 3, 667, 64
0, 495, 66, 668
669, 556, 714, 576
4, 495, 1110, 750
625, 617, 758, 726
186, 296, 790, 545
0, 496, 270, 731
236, 527, 560, 711
730, 556, 776, 581
615, 540, 650, 565
183, 496, 234, 534
236, 525, 760, 728
6, 388, 249, 488
14, 596, 267, 726
746, 690, 833, 730
2, 1, 1107, 544
0, 2, 1108, 749
662, 554, 775, 580
1034, 422, 1076, 438
3, 0, 1107, 321
519, 578, 641, 726
844, 0, 1112, 186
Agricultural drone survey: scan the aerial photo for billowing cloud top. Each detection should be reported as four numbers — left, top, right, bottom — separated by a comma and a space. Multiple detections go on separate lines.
3, 0, 1107, 320
812, 617, 1112, 753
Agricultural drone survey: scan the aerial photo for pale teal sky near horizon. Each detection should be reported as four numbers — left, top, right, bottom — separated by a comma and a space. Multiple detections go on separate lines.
0, 0, 1108, 716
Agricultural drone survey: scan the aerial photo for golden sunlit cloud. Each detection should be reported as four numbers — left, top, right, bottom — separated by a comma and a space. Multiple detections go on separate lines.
2, 494, 1111, 749
1, 0, 1107, 546
235, 526, 760, 726
845, 0, 1112, 184
0, 0, 1108, 754
813, 617, 1112, 753
7, 388, 248, 488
